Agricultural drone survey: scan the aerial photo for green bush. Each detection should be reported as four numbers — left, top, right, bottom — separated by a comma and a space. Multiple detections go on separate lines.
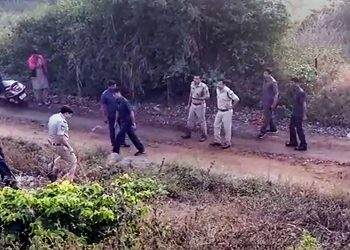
290, 230, 321, 250
0, 175, 166, 249
0, 0, 289, 99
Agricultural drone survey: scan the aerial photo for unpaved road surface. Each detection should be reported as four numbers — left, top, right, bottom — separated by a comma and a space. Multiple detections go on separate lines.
1, 105, 350, 193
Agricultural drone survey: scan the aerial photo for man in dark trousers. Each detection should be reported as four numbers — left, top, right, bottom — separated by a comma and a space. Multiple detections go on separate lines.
286, 78, 307, 151
258, 68, 279, 139
101, 80, 129, 149
0, 144, 17, 188
112, 87, 145, 156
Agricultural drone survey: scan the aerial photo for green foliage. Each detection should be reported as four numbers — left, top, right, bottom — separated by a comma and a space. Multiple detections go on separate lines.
0, 0, 289, 98
288, 64, 317, 82
293, 230, 321, 250
0, 176, 166, 249
113, 174, 168, 205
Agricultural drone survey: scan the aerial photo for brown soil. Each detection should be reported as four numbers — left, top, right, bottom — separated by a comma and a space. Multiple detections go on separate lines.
1, 105, 350, 193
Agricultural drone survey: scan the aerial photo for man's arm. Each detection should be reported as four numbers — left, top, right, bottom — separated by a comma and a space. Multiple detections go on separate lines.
114, 111, 119, 128
187, 83, 193, 107
56, 122, 74, 152
56, 135, 74, 152
100, 94, 108, 122
228, 89, 240, 108
125, 100, 136, 128
130, 111, 136, 126
101, 104, 109, 123
272, 80, 279, 108
0, 145, 4, 159
302, 93, 307, 120
197, 85, 210, 100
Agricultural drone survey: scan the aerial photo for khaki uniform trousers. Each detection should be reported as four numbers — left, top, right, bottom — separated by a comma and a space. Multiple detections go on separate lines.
187, 103, 207, 136
52, 145, 77, 179
214, 109, 233, 146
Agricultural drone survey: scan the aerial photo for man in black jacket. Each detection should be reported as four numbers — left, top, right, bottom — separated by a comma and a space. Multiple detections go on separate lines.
0, 73, 5, 93
0, 144, 18, 188
111, 87, 145, 156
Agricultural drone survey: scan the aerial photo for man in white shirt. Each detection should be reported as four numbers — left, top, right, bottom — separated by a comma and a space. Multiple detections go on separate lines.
48, 106, 77, 182
182, 75, 210, 142
210, 79, 240, 149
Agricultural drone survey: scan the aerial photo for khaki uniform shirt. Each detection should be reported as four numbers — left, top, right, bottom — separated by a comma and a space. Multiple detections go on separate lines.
48, 113, 69, 143
190, 82, 210, 105
216, 86, 240, 110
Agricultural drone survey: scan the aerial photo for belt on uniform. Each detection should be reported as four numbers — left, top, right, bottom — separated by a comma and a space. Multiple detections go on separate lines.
218, 109, 232, 112
191, 102, 204, 106
52, 143, 64, 147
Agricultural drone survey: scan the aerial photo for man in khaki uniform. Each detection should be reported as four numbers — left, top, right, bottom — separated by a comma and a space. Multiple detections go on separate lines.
210, 79, 240, 149
48, 106, 77, 182
182, 75, 210, 142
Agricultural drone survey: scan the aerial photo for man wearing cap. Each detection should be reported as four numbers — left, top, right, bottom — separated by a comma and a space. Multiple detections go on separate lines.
48, 106, 77, 182
182, 75, 210, 142
210, 79, 240, 149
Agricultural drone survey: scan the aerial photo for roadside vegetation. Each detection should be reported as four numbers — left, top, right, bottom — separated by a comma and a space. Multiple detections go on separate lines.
1, 137, 350, 249
1, 1, 350, 248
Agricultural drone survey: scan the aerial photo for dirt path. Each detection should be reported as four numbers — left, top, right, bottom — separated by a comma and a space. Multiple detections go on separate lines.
1, 106, 350, 193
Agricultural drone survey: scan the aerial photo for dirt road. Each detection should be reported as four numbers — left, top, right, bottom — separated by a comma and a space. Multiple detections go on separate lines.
1, 105, 350, 193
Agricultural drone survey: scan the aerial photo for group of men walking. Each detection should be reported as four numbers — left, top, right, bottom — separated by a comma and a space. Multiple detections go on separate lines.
181, 69, 308, 151
45, 80, 145, 182
1, 69, 306, 185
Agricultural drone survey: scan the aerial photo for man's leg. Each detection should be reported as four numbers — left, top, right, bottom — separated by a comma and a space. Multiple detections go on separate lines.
222, 110, 233, 148
0, 159, 17, 188
287, 116, 298, 147
108, 116, 116, 148
33, 89, 41, 104
295, 117, 307, 150
42, 88, 50, 105
259, 108, 271, 138
118, 118, 129, 146
53, 146, 77, 182
113, 126, 128, 154
0, 145, 4, 159
268, 109, 277, 132
63, 153, 77, 182
126, 126, 145, 155
182, 104, 196, 139
38, 89, 44, 104
211, 111, 223, 146
58, 148, 77, 182
195, 104, 207, 141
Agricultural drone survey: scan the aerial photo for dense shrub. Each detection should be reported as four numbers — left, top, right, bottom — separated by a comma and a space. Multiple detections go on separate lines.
0, 175, 167, 249
0, 0, 289, 99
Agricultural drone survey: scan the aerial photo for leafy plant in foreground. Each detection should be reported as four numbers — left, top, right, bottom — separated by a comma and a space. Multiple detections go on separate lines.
0, 175, 167, 249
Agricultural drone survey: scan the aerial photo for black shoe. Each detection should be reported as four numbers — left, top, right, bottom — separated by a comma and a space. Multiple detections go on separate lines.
286, 143, 298, 148
47, 172, 58, 182
295, 146, 307, 151
181, 135, 191, 139
199, 136, 207, 142
267, 129, 278, 134
258, 133, 266, 139
134, 151, 145, 156
222, 145, 231, 150
122, 144, 131, 148
210, 142, 221, 147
